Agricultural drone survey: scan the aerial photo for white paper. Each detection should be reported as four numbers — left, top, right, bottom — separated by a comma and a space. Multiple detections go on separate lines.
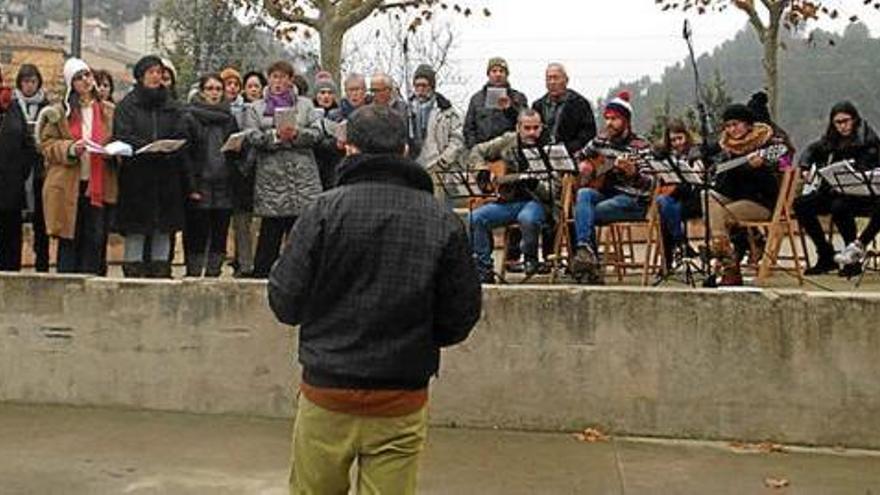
135, 139, 186, 154
545, 144, 576, 172
273, 107, 298, 132
84, 139, 133, 157
220, 130, 252, 153
819, 161, 880, 197
484, 87, 507, 109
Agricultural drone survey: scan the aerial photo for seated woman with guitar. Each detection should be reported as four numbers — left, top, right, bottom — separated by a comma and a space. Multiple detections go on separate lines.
466, 109, 548, 283
571, 92, 653, 284
704, 103, 793, 286
794, 102, 880, 277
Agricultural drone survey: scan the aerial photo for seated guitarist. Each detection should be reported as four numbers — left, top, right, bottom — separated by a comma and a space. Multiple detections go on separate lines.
704, 103, 792, 286
794, 102, 880, 277
571, 91, 652, 284
466, 109, 548, 283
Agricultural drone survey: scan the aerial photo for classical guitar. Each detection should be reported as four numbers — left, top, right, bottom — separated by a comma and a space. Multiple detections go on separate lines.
711, 144, 788, 175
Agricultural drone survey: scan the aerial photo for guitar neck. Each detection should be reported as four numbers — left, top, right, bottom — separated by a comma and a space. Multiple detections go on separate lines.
714, 156, 749, 174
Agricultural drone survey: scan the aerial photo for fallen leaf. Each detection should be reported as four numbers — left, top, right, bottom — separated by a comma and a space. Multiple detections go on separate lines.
728, 441, 787, 453
573, 427, 609, 443
764, 477, 790, 489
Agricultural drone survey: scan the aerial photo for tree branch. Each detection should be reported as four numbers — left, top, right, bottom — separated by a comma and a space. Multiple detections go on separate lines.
734, 0, 767, 40
264, 0, 320, 29
337, 0, 385, 29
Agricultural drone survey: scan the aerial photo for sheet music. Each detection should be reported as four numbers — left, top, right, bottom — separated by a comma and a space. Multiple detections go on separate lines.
822, 162, 880, 197
484, 87, 507, 109
544, 144, 577, 172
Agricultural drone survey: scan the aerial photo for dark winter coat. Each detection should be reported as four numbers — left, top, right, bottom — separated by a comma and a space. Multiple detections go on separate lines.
710, 123, 790, 211
268, 153, 482, 390
113, 85, 190, 235
463, 83, 528, 149
800, 120, 880, 172
185, 99, 239, 210
0, 100, 46, 211
532, 89, 597, 156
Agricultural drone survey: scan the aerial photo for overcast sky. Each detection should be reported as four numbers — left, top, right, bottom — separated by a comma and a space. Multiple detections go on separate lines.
345, 0, 877, 106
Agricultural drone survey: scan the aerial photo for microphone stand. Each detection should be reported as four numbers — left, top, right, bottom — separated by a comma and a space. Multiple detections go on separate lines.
683, 19, 715, 278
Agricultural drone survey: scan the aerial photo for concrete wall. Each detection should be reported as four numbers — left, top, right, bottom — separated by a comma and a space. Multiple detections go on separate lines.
1, 274, 879, 449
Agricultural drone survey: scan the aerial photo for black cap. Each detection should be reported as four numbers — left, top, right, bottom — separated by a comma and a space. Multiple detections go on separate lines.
721, 104, 755, 125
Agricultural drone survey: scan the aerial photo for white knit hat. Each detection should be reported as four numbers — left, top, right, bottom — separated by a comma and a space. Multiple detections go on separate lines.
62, 57, 90, 116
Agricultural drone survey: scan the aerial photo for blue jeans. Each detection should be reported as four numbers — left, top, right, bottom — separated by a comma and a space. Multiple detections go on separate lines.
468, 200, 545, 270
574, 188, 646, 247
656, 194, 684, 242
124, 232, 171, 263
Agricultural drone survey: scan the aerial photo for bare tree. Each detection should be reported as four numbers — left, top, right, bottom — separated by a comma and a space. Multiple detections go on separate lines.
231, 0, 489, 81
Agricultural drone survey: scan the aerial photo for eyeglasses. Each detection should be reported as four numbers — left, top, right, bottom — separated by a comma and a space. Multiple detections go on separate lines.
833, 117, 854, 125
413, 82, 431, 88
345, 86, 365, 92
73, 70, 93, 81
370, 87, 390, 93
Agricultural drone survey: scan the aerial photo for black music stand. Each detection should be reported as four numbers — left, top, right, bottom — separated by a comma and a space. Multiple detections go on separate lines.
643, 157, 707, 287
825, 165, 880, 287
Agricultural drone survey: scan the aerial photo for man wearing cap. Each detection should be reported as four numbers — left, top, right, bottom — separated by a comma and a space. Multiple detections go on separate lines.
268, 105, 480, 495
408, 64, 464, 201
571, 91, 653, 284
702, 103, 792, 286
463, 57, 528, 150
532, 63, 596, 156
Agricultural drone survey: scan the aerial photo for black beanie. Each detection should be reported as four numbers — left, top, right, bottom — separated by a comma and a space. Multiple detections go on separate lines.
413, 64, 436, 89
133, 55, 163, 83
746, 91, 771, 124
721, 104, 756, 125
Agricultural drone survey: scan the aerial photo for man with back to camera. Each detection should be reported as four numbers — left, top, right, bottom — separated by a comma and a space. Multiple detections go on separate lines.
268, 104, 482, 495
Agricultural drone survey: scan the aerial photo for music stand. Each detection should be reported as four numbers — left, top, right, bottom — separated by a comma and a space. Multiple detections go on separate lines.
642, 157, 706, 287
824, 164, 880, 287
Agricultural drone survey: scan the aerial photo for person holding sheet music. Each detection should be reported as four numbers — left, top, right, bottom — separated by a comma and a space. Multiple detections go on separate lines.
113, 55, 191, 278
181, 73, 240, 277
244, 60, 322, 279
794, 102, 880, 277
571, 92, 652, 285
463, 57, 529, 149
703, 103, 793, 286
37, 58, 116, 274
466, 109, 548, 283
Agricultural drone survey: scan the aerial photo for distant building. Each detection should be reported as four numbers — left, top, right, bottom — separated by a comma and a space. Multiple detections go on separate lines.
0, 31, 65, 96
45, 17, 142, 90
0, 1, 28, 33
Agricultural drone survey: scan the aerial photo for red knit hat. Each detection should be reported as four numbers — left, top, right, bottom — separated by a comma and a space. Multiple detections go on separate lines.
604, 91, 633, 122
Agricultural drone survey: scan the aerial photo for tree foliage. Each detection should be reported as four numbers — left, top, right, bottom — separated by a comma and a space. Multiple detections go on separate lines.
605, 23, 880, 151
656, 0, 868, 117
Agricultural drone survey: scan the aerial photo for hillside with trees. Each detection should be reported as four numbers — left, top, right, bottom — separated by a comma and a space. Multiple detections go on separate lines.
604, 22, 880, 151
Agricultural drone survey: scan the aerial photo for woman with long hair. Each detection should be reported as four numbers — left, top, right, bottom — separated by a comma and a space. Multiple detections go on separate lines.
38, 58, 116, 274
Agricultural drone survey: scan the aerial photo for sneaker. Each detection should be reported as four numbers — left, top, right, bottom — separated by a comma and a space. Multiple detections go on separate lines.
505, 260, 525, 273
834, 241, 865, 267
478, 269, 496, 284
572, 245, 602, 284
524, 259, 540, 277
804, 255, 837, 276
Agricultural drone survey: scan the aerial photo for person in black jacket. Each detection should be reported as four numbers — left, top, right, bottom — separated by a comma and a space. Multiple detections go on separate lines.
463, 57, 528, 149
182, 73, 239, 277
795, 101, 880, 277
113, 55, 191, 278
0, 64, 48, 271
532, 63, 596, 156
268, 105, 481, 495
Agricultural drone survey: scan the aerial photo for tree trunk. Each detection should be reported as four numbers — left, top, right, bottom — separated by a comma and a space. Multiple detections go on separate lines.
763, 21, 781, 120
320, 25, 345, 83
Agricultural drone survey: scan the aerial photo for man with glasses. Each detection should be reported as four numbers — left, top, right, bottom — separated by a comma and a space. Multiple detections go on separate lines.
370, 72, 408, 115
330, 73, 368, 123
795, 101, 880, 277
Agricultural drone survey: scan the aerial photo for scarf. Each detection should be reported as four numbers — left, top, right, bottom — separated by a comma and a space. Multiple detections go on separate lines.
411, 93, 435, 157
720, 122, 774, 156
69, 101, 107, 207
134, 84, 169, 109
14, 88, 46, 123
263, 88, 295, 117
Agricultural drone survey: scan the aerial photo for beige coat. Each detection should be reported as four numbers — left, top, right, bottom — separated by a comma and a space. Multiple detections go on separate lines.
38, 101, 116, 239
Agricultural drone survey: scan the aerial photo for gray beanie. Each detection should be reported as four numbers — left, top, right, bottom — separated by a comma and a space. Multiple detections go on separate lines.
413, 64, 436, 89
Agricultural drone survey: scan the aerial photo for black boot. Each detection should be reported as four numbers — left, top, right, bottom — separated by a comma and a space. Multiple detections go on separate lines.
122, 262, 147, 278
148, 261, 173, 279
205, 253, 224, 277
185, 254, 204, 278
804, 249, 837, 276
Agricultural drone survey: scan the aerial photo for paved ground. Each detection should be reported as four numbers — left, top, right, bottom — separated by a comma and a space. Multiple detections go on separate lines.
2, 404, 880, 494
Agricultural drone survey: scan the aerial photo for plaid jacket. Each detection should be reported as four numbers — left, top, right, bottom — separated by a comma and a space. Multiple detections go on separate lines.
268, 153, 482, 390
